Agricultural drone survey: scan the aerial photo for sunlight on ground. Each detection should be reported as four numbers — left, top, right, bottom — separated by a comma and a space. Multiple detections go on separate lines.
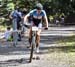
47, 49, 75, 67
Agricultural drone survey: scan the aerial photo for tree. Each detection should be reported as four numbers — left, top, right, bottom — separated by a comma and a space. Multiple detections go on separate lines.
0, 0, 75, 25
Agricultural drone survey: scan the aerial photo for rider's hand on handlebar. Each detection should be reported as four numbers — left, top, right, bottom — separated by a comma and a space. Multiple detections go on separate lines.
44, 27, 48, 30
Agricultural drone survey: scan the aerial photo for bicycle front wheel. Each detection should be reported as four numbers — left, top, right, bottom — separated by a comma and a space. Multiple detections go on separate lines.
29, 43, 34, 62
29, 35, 36, 62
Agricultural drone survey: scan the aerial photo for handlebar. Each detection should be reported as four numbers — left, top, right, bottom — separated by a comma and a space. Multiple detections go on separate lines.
23, 24, 48, 30
23, 24, 31, 28
44, 27, 48, 30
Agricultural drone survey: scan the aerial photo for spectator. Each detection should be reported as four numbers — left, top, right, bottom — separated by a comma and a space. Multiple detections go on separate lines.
61, 15, 65, 25
4, 27, 12, 41
21, 8, 28, 34
9, 6, 22, 30
9, 7, 22, 41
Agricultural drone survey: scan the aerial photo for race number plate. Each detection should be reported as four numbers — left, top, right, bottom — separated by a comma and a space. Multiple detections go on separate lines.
32, 26, 38, 31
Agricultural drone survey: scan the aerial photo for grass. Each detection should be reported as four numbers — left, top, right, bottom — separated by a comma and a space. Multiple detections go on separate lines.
48, 47, 75, 67
57, 35, 75, 46
47, 35, 75, 67
56, 35, 75, 57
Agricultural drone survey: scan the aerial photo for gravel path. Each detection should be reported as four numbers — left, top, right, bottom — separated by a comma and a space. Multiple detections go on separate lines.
0, 26, 75, 67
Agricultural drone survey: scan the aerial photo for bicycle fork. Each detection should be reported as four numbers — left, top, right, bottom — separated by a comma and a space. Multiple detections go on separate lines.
32, 31, 36, 50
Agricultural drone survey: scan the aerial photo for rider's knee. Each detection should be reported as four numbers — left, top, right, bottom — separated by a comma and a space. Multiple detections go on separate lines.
37, 30, 41, 36
37, 32, 40, 36
29, 29, 32, 36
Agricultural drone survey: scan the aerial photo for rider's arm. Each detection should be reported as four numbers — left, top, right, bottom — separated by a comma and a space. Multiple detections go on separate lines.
42, 10, 48, 28
9, 11, 14, 19
24, 9, 35, 24
24, 13, 30, 24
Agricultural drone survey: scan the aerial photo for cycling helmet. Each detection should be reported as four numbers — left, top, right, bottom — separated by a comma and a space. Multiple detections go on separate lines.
36, 3, 43, 10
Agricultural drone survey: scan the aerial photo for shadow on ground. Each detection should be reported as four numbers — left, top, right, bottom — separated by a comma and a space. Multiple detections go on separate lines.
40, 45, 75, 54
0, 35, 75, 54
0, 58, 30, 67
0, 35, 75, 66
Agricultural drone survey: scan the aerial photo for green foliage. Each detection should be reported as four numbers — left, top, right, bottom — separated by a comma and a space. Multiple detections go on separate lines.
1, 0, 75, 15
0, 17, 5, 24
0, 0, 75, 25
6, 2, 15, 11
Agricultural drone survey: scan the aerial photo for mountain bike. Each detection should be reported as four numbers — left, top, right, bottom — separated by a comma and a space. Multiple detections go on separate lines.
24, 24, 48, 63
29, 26, 39, 63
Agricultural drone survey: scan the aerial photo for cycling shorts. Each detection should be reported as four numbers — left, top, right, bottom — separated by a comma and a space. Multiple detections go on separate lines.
31, 22, 42, 29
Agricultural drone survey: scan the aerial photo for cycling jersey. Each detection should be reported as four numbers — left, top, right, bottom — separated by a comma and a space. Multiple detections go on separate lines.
27, 9, 47, 27
10, 10, 22, 22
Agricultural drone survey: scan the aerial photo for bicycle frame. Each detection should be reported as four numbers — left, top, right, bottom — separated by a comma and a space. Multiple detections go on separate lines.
32, 26, 38, 48
29, 26, 38, 62
12, 18, 18, 46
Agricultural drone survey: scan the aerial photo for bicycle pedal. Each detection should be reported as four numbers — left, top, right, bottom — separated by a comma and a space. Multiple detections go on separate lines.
27, 46, 31, 49
17, 59, 23, 63
32, 57, 36, 60
36, 56, 40, 60
13, 43, 17, 47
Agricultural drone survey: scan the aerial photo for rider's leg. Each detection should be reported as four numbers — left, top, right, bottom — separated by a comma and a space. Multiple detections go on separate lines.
36, 29, 42, 53
36, 23, 42, 53
36, 29, 41, 48
36, 23, 42, 48
28, 28, 32, 47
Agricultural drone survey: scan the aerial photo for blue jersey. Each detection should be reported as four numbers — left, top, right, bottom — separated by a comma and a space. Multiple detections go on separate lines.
10, 10, 22, 22
27, 9, 47, 26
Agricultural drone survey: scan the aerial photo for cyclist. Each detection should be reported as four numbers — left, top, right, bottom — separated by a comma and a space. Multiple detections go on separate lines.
24, 3, 48, 53
9, 6, 22, 30
9, 7, 22, 41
